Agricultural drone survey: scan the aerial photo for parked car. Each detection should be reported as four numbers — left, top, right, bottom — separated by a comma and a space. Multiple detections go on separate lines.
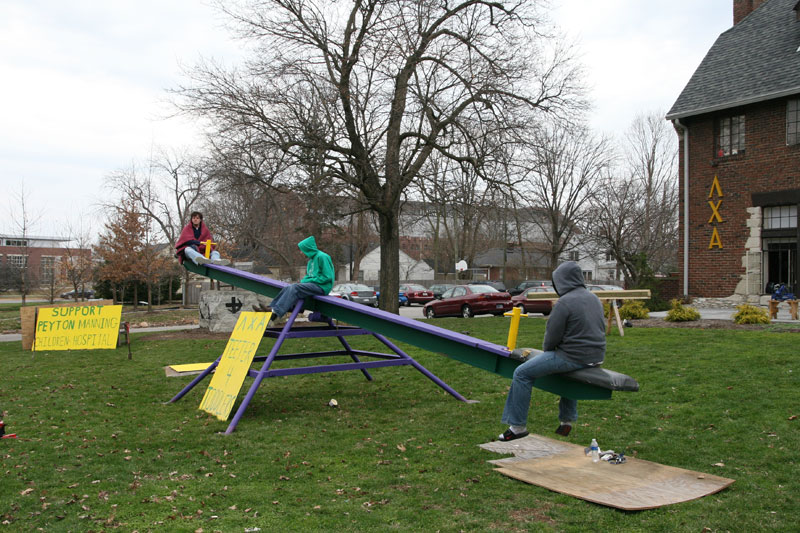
468, 280, 507, 292
429, 283, 455, 299
507, 280, 553, 296
399, 283, 435, 306
422, 284, 512, 318
60, 289, 95, 299
588, 284, 624, 292
510, 286, 554, 315
371, 286, 409, 306
329, 283, 378, 306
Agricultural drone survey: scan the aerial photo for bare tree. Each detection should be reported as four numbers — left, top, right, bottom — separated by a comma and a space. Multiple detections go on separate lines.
62, 220, 95, 303
175, 0, 585, 311
588, 111, 678, 285
7, 183, 42, 304
519, 122, 614, 271
105, 149, 214, 246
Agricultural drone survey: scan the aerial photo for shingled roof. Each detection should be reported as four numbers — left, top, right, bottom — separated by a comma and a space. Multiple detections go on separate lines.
667, 0, 800, 120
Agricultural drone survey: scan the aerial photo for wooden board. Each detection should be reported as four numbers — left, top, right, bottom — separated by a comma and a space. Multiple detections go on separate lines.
20, 300, 113, 350
164, 362, 215, 377
481, 435, 734, 511
525, 289, 651, 301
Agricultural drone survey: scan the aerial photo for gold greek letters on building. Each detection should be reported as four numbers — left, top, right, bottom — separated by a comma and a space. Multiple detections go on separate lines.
707, 175, 723, 249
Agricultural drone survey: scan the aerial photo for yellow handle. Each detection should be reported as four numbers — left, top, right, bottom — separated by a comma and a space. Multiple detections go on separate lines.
203, 240, 218, 258
506, 306, 522, 351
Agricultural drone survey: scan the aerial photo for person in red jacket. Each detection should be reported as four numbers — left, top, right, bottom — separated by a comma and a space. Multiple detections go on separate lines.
175, 211, 229, 266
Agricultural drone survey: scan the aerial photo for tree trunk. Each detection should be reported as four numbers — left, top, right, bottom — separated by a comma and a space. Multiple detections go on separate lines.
147, 282, 153, 312
133, 284, 138, 311
378, 210, 400, 314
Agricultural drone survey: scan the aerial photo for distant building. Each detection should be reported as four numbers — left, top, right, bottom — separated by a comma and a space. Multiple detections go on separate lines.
666, 0, 800, 300
347, 246, 435, 283
0, 234, 90, 287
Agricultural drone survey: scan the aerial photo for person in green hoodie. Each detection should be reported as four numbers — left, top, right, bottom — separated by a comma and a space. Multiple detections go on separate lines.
263, 236, 335, 321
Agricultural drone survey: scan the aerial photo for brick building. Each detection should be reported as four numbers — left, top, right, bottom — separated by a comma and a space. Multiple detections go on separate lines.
666, 0, 800, 300
0, 234, 91, 288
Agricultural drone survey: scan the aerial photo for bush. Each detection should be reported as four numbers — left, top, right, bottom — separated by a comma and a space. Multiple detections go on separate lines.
619, 300, 650, 319
733, 304, 770, 324
664, 299, 700, 322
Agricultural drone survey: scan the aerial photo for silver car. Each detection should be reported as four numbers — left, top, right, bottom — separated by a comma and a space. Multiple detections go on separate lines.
329, 283, 378, 306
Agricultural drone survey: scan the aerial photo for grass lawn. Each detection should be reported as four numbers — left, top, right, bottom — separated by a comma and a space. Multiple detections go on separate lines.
1, 318, 797, 531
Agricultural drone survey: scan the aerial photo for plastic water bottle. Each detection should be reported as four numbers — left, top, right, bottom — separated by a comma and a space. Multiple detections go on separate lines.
590, 438, 600, 463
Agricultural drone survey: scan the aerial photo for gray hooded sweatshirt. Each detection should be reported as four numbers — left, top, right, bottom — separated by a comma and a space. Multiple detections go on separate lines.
542, 261, 606, 366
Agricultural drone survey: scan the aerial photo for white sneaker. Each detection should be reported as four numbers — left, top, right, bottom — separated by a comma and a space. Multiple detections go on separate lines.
211, 258, 230, 266
194, 256, 210, 265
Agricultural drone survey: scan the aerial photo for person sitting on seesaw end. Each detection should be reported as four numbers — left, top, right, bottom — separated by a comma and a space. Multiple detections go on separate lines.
498, 261, 606, 441
175, 211, 230, 266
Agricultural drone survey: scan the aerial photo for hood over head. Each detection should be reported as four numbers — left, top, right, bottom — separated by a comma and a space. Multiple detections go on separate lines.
552, 261, 586, 296
298, 236, 319, 258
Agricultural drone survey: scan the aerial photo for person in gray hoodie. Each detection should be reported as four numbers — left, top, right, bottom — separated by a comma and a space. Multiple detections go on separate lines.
498, 261, 606, 441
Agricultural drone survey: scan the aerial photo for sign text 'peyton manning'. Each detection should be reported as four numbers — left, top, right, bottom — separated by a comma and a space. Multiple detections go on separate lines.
34, 305, 123, 351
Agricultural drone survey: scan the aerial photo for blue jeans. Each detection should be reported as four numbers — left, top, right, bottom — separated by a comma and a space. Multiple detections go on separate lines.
270, 282, 324, 318
501, 351, 586, 426
184, 246, 220, 264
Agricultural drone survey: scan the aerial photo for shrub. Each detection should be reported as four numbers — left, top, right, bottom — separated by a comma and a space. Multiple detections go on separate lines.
733, 304, 770, 324
664, 299, 700, 322
619, 300, 649, 319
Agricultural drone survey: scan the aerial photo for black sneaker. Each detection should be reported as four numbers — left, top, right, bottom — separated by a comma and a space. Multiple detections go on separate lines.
555, 424, 572, 437
498, 428, 529, 442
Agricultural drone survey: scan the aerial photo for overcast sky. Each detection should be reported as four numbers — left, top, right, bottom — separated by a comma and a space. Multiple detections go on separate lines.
0, 0, 732, 239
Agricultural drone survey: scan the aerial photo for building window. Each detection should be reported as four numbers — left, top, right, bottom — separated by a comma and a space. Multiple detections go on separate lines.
788, 99, 800, 145
8, 255, 27, 268
568, 251, 579, 261
763, 205, 797, 229
605, 251, 614, 262
40, 256, 57, 284
583, 270, 593, 281
4, 239, 28, 247
716, 114, 745, 157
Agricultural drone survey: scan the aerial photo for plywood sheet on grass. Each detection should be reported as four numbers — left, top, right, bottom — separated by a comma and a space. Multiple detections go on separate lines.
164, 363, 214, 377
481, 435, 734, 510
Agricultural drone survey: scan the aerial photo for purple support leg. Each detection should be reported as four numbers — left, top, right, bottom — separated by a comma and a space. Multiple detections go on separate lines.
224, 301, 305, 435
168, 358, 220, 403
371, 333, 474, 403
329, 316, 373, 381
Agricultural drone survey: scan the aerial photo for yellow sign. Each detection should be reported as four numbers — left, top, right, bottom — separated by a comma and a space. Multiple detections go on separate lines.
34, 305, 122, 351
199, 312, 270, 421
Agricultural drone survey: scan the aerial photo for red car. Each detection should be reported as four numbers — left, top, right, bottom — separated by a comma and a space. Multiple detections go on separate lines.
399, 283, 435, 305
422, 284, 512, 318
510, 286, 553, 316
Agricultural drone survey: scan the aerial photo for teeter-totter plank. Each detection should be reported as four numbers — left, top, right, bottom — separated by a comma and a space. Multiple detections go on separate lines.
183, 261, 639, 400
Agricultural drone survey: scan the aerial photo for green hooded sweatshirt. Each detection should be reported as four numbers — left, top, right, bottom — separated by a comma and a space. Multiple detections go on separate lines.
298, 236, 335, 294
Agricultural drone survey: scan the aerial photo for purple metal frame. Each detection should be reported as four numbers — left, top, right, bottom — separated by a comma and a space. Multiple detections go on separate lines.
168, 300, 469, 434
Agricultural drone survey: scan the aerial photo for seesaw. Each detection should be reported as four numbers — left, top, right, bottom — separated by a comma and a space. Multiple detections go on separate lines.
170, 262, 638, 433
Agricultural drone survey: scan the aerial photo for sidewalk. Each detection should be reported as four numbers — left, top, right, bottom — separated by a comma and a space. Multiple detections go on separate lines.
649, 299, 797, 322
0, 324, 199, 343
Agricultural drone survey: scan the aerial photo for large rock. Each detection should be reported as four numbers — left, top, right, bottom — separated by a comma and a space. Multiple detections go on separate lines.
198, 289, 271, 333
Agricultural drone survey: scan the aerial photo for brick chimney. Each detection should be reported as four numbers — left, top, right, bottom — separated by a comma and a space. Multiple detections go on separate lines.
733, 0, 767, 24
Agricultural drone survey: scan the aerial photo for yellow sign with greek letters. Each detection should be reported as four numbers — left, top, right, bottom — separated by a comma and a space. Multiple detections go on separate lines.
199, 312, 270, 421
34, 305, 122, 351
